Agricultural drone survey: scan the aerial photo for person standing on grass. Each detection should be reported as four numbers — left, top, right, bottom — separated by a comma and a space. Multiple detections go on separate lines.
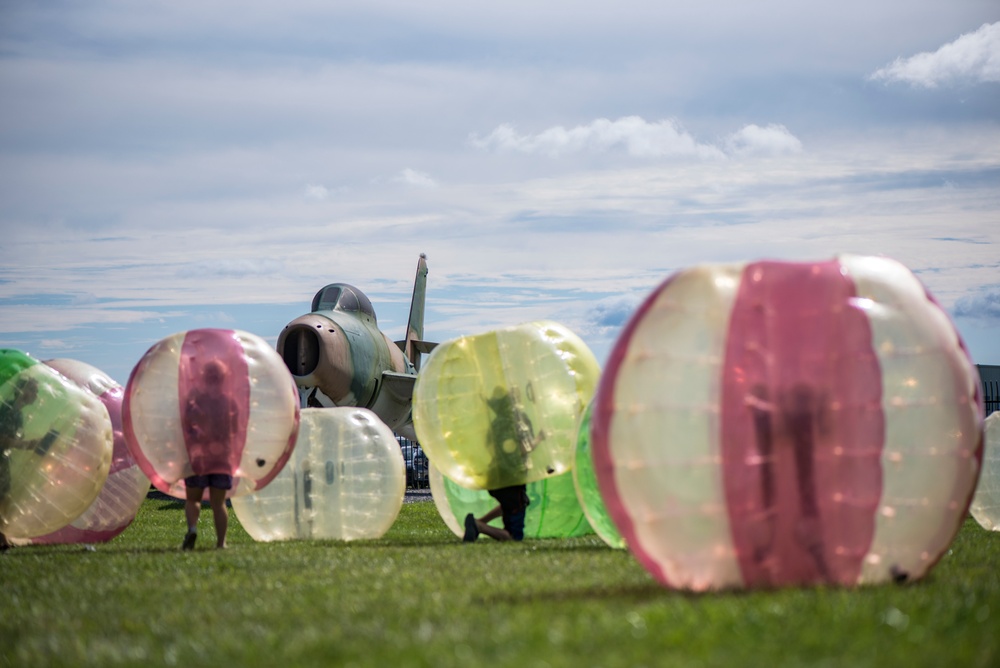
181, 359, 239, 551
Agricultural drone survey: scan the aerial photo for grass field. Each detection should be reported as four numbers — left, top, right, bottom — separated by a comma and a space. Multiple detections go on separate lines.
2, 496, 998, 668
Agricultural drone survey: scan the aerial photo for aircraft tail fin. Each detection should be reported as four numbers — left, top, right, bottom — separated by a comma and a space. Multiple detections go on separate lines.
403, 253, 429, 370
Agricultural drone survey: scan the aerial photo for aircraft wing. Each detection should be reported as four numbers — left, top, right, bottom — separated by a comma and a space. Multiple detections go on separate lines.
369, 370, 419, 439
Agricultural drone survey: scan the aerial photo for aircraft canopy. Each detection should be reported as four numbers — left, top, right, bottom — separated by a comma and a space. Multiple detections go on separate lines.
311, 284, 377, 322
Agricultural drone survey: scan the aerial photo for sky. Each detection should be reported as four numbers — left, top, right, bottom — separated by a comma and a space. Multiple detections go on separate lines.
1, 1, 998, 386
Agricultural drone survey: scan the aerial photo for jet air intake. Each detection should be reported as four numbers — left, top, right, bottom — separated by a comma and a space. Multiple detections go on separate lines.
280, 325, 320, 376
276, 314, 355, 406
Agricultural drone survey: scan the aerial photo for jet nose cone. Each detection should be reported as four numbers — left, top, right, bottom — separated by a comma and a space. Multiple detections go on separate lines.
277, 315, 327, 377
277, 314, 352, 404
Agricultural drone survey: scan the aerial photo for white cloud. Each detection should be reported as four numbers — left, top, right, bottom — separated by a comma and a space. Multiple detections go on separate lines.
870, 22, 1000, 88
397, 168, 437, 188
185, 258, 286, 279
585, 295, 643, 333
0, 305, 176, 333
191, 310, 238, 325
469, 116, 725, 160
304, 183, 330, 201
954, 289, 1000, 321
39, 339, 77, 351
724, 124, 803, 156
469, 117, 805, 160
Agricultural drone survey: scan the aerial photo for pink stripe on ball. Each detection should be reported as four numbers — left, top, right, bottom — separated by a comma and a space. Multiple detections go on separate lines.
178, 329, 251, 476
720, 260, 884, 587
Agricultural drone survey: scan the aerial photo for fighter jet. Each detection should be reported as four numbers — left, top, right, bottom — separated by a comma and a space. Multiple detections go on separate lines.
276, 254, 436, 440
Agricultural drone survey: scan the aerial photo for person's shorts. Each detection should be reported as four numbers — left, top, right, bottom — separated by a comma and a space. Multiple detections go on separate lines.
488, 485, 530, 542
502, 510, 527, 541
184, 474, 234, 490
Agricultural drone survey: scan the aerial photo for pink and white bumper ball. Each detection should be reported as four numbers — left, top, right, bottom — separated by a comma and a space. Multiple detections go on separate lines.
592, 255, 983, 591
1, 350, 113, 540
123, 329, 301, 499
19, 359, 149, 545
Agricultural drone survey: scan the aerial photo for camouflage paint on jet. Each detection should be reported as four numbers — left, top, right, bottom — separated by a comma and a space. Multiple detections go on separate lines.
276, 254, 435, 440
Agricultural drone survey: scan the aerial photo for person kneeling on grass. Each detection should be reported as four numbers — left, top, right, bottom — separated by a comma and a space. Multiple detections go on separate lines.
182, 474, 231, 550
463, 484, 530, 542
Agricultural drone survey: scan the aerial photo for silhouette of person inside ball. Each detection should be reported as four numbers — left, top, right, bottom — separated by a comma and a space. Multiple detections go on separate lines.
484, 385, 546, 476
1, 377, 61, 551
181, 359, 240, 550
745, 382, 831, 582
464, 385, 545, 543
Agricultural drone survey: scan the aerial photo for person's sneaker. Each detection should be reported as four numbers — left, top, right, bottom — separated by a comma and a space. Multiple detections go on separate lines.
182, 531, 197, 551
463, 513, 479, 542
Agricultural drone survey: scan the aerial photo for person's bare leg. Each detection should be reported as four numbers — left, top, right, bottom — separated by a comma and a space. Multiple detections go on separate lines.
477, 524, 513, 541
184, 486, 203, 531
209, 486, 228, 549
183, 485, 204, 550
477, 505, 502, 524
475, 505, 512, 541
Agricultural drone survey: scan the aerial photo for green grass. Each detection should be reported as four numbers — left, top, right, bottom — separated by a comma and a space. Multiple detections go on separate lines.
2, 498, 998, 668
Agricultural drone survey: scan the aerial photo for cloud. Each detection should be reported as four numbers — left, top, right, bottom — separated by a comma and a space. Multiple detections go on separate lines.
585, 295, 643, 333
396, 168, 437, 188
469, 116, 725, 159
191, 310, 237, 325
185, 258, 286, 279
953, 289, 1000, 321
304, 183, 330, 201
724, 124, 803, 156
870, 22, 1000, 88
39, 339, 77, 351
0, 305, 176, 333
470, 116, 804, 160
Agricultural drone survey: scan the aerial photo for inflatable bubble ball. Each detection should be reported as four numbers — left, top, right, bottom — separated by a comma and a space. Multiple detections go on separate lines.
14, 359, 149, 545
430, 461, 592, 540
1, 349, 113, 540
592, 255, 982, 590
413, 320, 600, 491
573, 400, 625, 549
971, 412, 1000, 531
231, 407, 405, 541
123, 329, 300, 499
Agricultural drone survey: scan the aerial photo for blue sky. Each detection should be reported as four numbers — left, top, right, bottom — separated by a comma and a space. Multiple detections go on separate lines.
1, 1, 998, 385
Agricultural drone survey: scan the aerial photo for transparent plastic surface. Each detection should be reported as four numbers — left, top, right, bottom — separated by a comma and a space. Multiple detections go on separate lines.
0, 350, 112, 539
970, 412, 1000, 531
414, 321, 600, 490
19, 359, 149, 545
592, 256, 982, 590
123, 329, 300, 499
232, 407, 405, 541
572, 401, 625, 548
429, 462, 592, 539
